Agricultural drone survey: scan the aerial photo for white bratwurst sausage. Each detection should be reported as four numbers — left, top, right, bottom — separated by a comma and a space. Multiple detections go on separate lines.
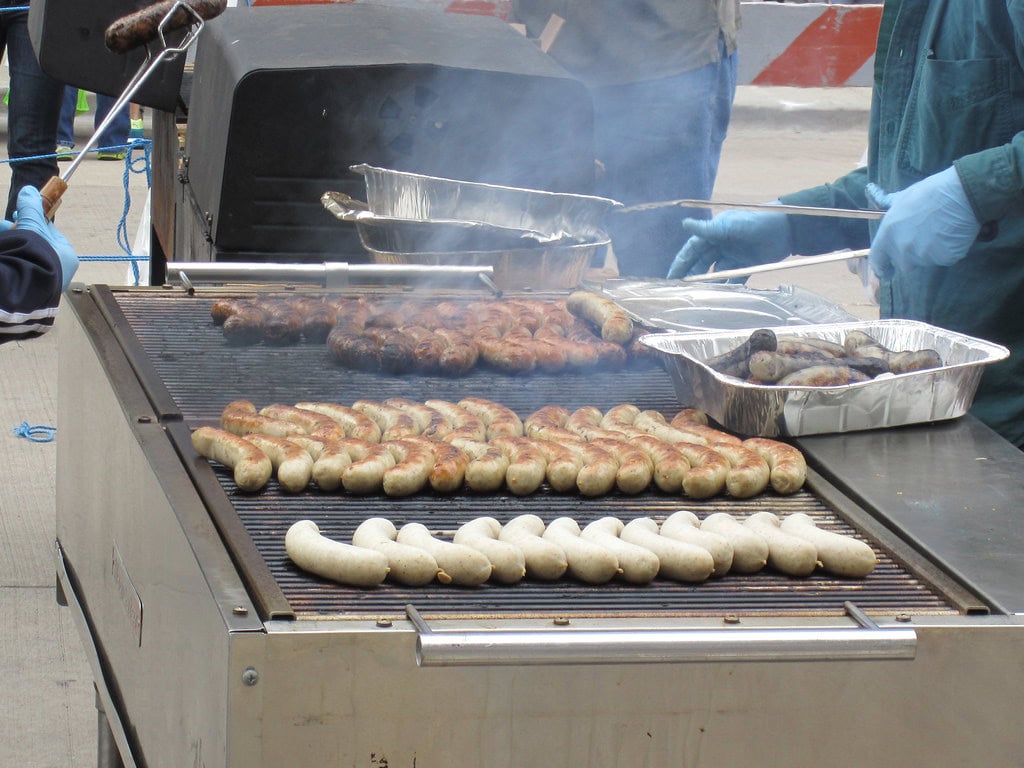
453, 517, 527, 584
285, 520, 389, 587
352, 518, 441, 586
779, 513, 877, 578
396, 523, 492, 586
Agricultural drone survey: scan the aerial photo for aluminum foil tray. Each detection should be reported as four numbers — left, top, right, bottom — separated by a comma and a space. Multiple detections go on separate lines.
352, 163, 618, 241
590, 278, 858, 331
640, 320, 1009, 437
359, 235, 605, 291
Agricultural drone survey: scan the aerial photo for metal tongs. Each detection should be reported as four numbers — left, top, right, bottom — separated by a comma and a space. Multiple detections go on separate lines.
683, 248, 871, 282
623, 199, 882, 283
38, 0, 226, 218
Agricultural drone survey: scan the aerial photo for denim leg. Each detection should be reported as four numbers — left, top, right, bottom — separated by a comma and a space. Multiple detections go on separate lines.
57, 86, 78, 147
592, 39, 738, 277
94, 93, 130, 152
4, 8, 64, 219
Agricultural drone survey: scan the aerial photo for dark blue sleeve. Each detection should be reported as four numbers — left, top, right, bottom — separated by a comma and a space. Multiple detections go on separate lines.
0, 229, 63, 341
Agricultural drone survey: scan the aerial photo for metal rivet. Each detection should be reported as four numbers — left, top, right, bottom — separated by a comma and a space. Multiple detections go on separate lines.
232, 606, 248, 616
376, 618, 392, 628
895, 613, 912, 623
553, 617, 570, 626
723, 615, 740, 625
241, 667, 259, 687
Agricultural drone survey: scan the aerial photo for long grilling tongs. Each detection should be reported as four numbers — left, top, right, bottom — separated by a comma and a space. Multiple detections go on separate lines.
620, 198, 882, 283
37, 0, 226, 218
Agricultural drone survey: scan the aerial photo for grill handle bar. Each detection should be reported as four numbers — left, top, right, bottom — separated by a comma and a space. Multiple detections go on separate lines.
165, 261, 497, 291
406, 605, 916, 667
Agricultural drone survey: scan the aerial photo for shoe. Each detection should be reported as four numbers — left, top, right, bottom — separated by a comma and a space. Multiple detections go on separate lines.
96, 150, 126, 161
129, 118, 144, 140
55, 144, 74, 161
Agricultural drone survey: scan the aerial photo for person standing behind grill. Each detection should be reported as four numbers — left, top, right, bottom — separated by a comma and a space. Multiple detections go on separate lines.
510, 0, 741, 278
667, 0, 1024, 449
0, 184, 79, 341
0, 0, 64, 220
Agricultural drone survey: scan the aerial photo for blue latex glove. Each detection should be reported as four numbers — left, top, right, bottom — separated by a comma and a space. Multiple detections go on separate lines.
666, 208, 792, 280
0, 186, 79, 290
865, 166, 980, 280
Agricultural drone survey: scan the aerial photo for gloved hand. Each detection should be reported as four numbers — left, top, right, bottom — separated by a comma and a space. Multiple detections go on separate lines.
666, 208, 792, 280
865, 166, 980, 280
0, 185, 79, 290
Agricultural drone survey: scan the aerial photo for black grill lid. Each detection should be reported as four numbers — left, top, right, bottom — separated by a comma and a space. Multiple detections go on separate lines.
184, 4, 597, 259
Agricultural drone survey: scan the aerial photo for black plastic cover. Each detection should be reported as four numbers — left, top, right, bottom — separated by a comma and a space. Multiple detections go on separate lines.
29, 0, 188, 112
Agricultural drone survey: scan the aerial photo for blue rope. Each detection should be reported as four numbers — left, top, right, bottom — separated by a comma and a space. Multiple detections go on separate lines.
12, 421, 56, 442
3, 138, 154, 285
116, 139, 153, 285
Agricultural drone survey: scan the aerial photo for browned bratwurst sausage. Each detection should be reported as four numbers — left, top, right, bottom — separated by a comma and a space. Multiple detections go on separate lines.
191, 425, 272, 492
220, 400, 301, 438
742, 438, 807, 494
221, 304, 265, 345
566, 290, 634, 345
776, 365, 871, 387
105, 0, 227, 53
293, 402, 382, 442
259, 404, 346, 441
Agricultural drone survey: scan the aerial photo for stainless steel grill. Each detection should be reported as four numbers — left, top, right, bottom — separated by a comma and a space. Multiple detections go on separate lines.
57, 285, 1024, 768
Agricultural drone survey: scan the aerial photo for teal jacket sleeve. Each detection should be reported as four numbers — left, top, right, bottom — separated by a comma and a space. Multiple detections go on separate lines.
776, 167, 873, 256
955, 131, 1024, 223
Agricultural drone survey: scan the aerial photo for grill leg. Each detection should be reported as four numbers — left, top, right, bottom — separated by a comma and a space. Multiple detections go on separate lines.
96, 688, 125, 768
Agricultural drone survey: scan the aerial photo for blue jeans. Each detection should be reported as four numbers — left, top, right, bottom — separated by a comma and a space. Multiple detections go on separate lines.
593, 36, 738, 277
1, 2, 64, 219
57, 87, 131, 153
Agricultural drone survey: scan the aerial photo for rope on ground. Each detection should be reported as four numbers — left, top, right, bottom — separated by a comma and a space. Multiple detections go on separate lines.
12, 421, 57, 442
2, 139, 153, 285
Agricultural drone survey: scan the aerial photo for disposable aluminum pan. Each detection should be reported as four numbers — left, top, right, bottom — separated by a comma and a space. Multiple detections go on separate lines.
357, 223, 607, 290
351, 163, 620, 241
321, 191, 582, 252
640, 320, 1009, 437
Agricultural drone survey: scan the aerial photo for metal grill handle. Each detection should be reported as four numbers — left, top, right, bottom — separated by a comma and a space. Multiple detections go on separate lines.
164, 261, 496, 290
407, 605, 917, 667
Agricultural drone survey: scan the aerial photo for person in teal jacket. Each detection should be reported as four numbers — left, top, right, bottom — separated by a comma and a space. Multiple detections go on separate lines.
667, 0, 1024, 448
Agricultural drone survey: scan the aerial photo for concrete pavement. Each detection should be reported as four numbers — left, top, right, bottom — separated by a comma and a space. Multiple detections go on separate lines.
1, 106, 151, 768
0, 85, 872, 767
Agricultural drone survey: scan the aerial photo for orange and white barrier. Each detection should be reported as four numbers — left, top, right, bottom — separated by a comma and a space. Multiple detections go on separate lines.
738, 3, 882, 87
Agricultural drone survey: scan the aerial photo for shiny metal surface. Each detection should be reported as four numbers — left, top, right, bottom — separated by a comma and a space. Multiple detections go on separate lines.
642, 320, 1009, 437
239, 617, 1024, 768
322, 190, 579, 245
595, 279, 857, 331
683, 249, 870, 283
407, 605, 917, 666
164, 260, 496, 290
359, 232, 606, 290
619, 198, 886, 219
352, 163, 619, 240
57, 287, 1024, 767
56, 293, 261, 768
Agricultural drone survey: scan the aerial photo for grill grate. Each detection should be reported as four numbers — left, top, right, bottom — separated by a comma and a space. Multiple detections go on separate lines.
214, 468, 955, 620
115, 292, 958, 619
116, 292, 683, 422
